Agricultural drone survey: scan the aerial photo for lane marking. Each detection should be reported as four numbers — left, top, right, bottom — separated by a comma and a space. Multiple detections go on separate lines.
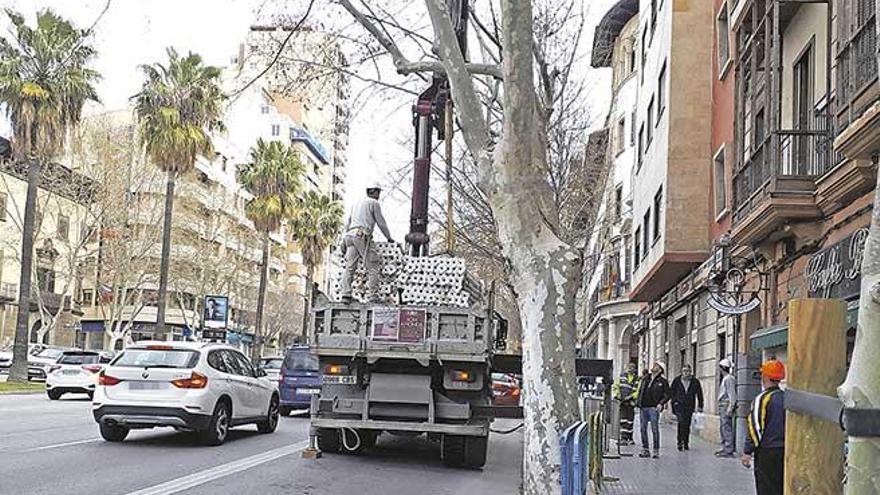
123, 440, 309, 495
25, 437, 101, 452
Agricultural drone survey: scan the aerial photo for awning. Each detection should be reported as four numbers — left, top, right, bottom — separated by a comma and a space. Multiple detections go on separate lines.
80, 321, 105, 333
750, 325, 788, 351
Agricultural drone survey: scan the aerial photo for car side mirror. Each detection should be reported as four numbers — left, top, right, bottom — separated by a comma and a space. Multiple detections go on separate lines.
256, 367, 267, 378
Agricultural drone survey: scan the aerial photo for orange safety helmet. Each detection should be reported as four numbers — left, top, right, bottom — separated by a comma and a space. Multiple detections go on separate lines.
761, 360, 786, 381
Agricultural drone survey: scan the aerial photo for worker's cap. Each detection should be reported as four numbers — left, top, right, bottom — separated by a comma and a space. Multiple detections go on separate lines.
719, 358, 732, 369
366, 181, 383, 191
653, 361, 666, 373
760, 360, 785, 381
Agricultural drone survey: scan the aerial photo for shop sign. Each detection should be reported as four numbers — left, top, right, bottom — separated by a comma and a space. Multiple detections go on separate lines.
807, 228, 868, 299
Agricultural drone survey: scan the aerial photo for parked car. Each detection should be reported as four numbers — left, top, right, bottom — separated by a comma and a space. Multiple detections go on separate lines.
1, 344, 46, 373
258, 357, 284, 382
278, 346, 320, 416
491, 373, 521, 406
92, 341, 280, 445
45, 351, 103, 400
28, 346, 74, 381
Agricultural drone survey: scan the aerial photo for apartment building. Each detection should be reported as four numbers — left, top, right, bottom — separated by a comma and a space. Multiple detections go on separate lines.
0, 138, 94, 348
580, 0, 643, 378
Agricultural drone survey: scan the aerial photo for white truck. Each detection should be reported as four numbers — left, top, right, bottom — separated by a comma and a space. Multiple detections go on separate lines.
307, 299, 512, 468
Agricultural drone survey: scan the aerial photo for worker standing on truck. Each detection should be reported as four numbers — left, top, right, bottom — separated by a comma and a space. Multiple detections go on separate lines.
339, 181, 395, 303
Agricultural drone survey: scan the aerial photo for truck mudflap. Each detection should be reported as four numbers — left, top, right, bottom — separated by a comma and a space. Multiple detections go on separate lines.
310, 417, 490, 436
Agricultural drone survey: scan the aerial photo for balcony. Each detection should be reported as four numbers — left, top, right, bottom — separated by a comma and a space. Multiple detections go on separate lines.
732, 127, 831, 245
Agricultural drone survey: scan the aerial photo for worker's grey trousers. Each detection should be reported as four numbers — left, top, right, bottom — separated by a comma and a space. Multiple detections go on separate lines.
339, 231, 380, 299
719, 404, 736, 455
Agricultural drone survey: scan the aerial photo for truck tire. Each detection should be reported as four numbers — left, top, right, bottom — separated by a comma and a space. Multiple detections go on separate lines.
441, 434, 466, 467
442, 435, 488, 469
463, 435, 488, 468
317, 427, 341, 453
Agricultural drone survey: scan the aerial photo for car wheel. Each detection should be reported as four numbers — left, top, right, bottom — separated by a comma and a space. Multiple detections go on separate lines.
99, 423, 129, 442
279, 406, 292, 417
47, 390, 61, 400
200, 401, 231, 446
317, 427, 341, 453
257, 396, 280, 434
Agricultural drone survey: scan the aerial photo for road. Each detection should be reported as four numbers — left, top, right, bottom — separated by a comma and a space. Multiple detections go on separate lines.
0, 393, 522, 495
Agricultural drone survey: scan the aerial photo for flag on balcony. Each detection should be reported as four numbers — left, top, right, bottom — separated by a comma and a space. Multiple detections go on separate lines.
98, 284, 113, 303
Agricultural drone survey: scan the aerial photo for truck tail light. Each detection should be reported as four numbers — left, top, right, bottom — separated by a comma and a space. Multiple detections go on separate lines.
324, 364, 349, 375
171, 372, 209, 389
98, 371, 122, 386
451, 370, 475, 383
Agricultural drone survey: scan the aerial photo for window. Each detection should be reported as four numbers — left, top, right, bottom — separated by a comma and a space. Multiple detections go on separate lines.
615, 117, 626, 155
641, 28, 648, 83
81, 289, 94, 306
657, 61, 667, 117
57, 214, 69, 241
260, 105, 270, 114
630, 110, 637, 145
0, 192, 5, 222
717, 4, 731, 75
271, 124, 280, 136
231, 351, 256, 377
713, 147, 727, 216
207, 350, 228, 373
647, 98, 655, 144
634, 227, 642, 269
37, 267, 55, 293
628, 45, 637, 76
642, 210, 651, 258
653, 187, 663, 242
614, 185, 623, 220
220, 350, 245, 375
793, 42, 814, 131
637, 125, 645, 170
836, 0, 878, 121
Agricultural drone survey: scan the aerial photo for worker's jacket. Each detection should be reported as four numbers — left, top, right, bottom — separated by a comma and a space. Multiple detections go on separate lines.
744, 386, 785, 455
613, 372, 640, 406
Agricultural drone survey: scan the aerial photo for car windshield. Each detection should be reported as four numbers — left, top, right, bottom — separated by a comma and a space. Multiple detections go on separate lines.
283, 350, 319, 371
112, 349, 199, 369
58, 354, 99, 365
36, 348, 64, 360
261, 358, 283, 370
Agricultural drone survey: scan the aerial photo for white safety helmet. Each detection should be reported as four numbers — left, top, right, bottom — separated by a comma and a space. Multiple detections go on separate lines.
366, 181, 383, 192
719, 358, 732, 369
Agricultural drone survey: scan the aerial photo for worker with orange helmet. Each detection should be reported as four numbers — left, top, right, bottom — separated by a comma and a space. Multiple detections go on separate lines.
741, 360, 786, 495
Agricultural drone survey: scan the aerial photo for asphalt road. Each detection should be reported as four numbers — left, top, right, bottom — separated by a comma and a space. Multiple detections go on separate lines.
0, 392, 523, 495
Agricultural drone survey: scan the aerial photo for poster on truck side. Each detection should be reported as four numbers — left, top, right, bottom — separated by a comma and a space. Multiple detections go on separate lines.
371, 307, 399, 341
398, 309, 427, 343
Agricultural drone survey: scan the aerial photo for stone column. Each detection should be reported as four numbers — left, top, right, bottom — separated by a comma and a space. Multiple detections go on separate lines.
608, 317, 620, 377
597, 319, 608, 359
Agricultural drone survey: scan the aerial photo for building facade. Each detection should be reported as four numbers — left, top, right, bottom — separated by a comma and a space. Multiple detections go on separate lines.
580, 0, 643, 378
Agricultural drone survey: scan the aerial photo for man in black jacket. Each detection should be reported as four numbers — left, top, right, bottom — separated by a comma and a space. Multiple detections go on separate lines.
670, 364, 704, 451
635, 361, 670, 458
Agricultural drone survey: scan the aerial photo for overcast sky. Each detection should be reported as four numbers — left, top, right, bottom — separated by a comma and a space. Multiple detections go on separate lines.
0, 0, 616, 240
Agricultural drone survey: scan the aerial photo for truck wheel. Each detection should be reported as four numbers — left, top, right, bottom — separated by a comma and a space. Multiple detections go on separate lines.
99, 423, 129, 442
463, 435, 488, 468
441, 434, 466, 467
317, 428, 341, 453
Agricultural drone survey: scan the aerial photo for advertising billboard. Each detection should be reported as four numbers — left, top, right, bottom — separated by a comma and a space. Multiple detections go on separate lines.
203, 295, 229, 329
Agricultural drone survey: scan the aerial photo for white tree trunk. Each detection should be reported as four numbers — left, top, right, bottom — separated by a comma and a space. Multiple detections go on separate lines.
837, 5, 880, 493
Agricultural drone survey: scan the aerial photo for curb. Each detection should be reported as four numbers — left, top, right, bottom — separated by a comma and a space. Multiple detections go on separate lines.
0, 390, 45, 396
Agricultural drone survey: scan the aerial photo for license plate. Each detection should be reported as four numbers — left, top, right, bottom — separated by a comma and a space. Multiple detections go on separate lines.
62, 369, 81, 375
322, 375, 356, 385
299, 388, 321, 395
130, 382, 163, 390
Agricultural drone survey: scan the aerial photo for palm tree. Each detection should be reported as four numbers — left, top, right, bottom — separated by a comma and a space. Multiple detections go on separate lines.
0, 10, 99, 382
289, 190, 344, 338
238, 139, 305, 360
133, 49, 224, 338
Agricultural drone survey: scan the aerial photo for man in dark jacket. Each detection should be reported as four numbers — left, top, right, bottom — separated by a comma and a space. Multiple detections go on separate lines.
635, 361, 670, 458
670, 364, 704, 451
742, 360, 786, 495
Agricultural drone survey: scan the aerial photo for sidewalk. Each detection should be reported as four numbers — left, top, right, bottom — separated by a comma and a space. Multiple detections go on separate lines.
602, 423, 754, 494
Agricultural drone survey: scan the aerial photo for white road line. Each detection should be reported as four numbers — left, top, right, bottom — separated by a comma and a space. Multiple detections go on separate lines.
25, 437, 101, 452
123, 440, 309, 495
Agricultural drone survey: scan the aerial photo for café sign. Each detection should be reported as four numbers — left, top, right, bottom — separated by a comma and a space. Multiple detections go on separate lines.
806, 228, 868, 299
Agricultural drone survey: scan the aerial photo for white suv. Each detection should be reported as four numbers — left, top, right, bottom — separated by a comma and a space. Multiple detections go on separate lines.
92, 342, 279, 445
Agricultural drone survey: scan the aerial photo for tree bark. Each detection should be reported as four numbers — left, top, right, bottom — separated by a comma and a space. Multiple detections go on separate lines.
837, 5, 880, 493
253, 233, 270, 361
9, 160, 42, 382
155, 171, 176, 339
